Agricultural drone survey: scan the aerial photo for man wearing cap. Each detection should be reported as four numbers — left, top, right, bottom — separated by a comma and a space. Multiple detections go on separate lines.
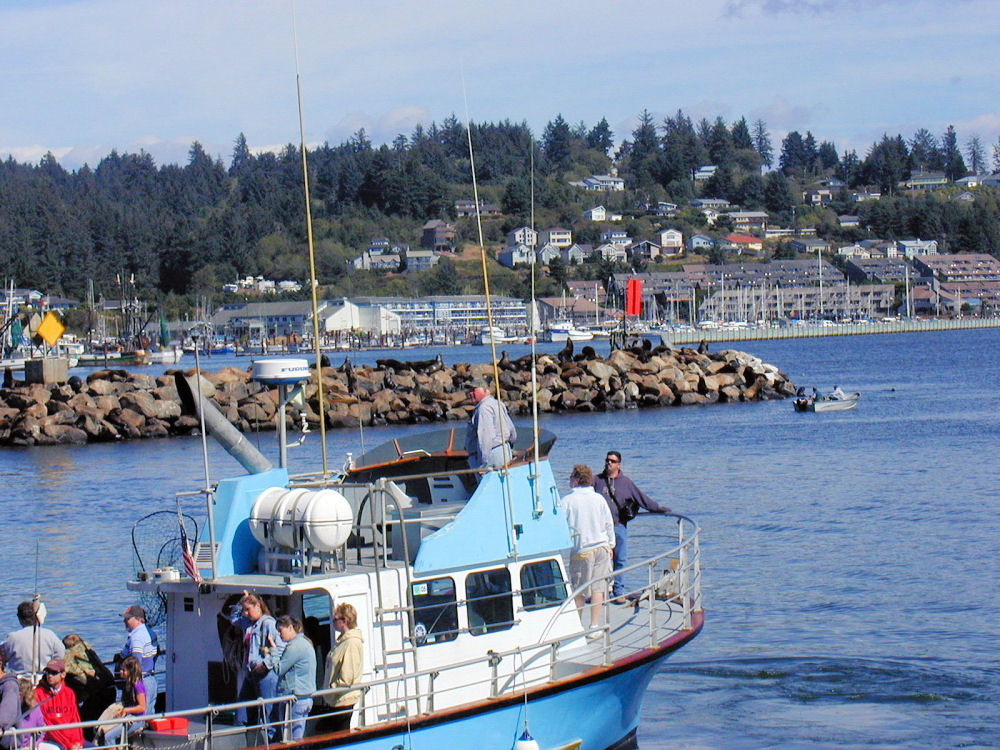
34, 658, 84, 750
593, 451, 670, 601
120, 605, 158, 711
4, 601, 65, 676
464, 385, 517, 470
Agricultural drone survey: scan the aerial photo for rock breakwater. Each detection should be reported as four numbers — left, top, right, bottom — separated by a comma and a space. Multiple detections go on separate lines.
0, 346, 796, 446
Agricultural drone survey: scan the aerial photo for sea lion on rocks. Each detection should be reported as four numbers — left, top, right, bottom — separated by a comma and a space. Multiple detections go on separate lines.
556, 340, 574, 363
498, 351, 514, 371
375, 355, 444, 374
573, 345, 598, 362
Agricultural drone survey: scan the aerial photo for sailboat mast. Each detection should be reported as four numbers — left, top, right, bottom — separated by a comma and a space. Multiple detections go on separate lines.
291, 4, 329, 475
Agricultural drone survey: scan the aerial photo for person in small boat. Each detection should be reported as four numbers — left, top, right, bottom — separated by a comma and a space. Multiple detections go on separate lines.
17, 676, 60, 750
594, 451, 670, 602
318, 603, 364, 734
830, 385, 846, 400
117, 606, 158, 712
465, 385, 517, 470
230, 592, 284, 740
4, 601, 65, 676
271, 616, 316, 741
34, 659, 84, 750
559, 465, 616, 636
100, 656, 147, 746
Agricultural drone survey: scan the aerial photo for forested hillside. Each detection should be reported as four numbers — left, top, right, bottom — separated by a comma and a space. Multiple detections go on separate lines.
1, 111, 997, 313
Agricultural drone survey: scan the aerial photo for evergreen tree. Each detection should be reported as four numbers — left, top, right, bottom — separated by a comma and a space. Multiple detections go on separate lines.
542, 114, 572, 168
861, 134, 909, 195
817, 141, 839, 171
779, 131, 806, 175
965, 135, 986, 175
587, 117, 614, 154
908, 128, 941, 172
752, 119, 773, 170
764, 172, 793, 212
730, 117, 754, 150
941, 125, 967, 180
707, 116, 733, 164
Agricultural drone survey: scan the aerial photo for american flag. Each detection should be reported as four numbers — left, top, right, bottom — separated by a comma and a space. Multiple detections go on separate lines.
180, 522, 203, 583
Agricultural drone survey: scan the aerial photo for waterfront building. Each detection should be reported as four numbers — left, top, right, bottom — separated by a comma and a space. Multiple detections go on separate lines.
845, 257, 913, 284
353, 295, 531, 334
911, 253, 1000, 282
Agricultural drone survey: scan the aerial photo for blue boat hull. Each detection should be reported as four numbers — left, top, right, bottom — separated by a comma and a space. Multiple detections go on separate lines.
291, 613, 703, 750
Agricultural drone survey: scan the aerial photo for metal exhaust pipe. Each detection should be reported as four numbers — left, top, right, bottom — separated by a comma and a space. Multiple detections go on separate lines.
175, 373, 273, 475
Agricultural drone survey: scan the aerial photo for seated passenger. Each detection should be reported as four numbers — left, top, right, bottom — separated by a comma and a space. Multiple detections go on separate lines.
101, 656, 147, 746
34, 659, 85, 750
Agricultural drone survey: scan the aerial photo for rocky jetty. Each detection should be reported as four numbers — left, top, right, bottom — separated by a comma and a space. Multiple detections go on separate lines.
0, 345, 796, 447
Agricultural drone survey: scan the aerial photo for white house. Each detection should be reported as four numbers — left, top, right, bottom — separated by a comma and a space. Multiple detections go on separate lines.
498, 244, 536, 268
405, 249, 441, 272
693, 165, 717, 181
539, 227, 573, 247
584, 206, 607, 222
657, 229, 684, 256
898, 239, 939, 258
570, 174, 625, 191
601, 228, 632, 246
506, 226, 538, 248
596, 243, 628, 263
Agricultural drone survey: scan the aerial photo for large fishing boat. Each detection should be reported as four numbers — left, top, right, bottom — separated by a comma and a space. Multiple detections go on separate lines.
13, 358, 703, 750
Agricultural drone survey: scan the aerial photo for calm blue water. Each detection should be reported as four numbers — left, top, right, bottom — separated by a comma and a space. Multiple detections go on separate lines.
5, 330, 1000, 748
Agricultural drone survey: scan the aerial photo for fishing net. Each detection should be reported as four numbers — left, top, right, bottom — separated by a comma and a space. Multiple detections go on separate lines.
129, 510, 200, 627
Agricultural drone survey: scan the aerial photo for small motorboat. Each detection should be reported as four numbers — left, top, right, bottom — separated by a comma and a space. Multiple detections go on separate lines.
794, 392, 860, 412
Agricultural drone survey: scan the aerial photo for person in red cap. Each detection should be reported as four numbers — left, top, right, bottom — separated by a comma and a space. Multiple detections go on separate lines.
34, 658, 84, 750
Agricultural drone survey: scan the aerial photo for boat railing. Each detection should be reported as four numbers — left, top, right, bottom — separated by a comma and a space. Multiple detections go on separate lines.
540, 511, 702, 649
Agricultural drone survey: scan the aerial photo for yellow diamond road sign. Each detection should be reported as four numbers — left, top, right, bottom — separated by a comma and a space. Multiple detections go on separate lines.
37, 312, 66, 347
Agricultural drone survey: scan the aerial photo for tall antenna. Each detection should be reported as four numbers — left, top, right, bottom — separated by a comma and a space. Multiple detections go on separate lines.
528, 145, 542, 517
291, 0, 329, 476
462, 65, 517, 557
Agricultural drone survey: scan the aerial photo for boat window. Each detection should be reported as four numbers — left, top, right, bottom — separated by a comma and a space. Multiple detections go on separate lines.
520, 559, 568, 611
411, 577, 458, 645
301, 591, 333, 662
465, 568, 514, 635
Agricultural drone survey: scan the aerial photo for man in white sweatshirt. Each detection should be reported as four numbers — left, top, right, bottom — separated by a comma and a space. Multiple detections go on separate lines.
560, 465, 615, 636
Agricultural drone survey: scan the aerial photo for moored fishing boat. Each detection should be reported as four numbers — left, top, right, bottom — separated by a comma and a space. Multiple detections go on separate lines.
545, 320, 595, 343
8, 361, 704, 750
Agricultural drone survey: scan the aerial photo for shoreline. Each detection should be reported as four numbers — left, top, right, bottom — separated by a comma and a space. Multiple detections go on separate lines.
661, 315, 1000, 345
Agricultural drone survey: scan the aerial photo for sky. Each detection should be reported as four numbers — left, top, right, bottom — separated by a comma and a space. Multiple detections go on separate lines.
2, 0, 999, 171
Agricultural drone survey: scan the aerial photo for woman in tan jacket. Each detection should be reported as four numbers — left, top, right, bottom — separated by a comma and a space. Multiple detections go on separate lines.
318, 603, 364, 734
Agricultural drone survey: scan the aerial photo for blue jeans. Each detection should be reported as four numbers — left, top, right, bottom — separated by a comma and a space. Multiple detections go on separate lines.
289, 697, 313, 740
142, 675, 158, 713
612, 523, 628, 597
237, 668, 279, 736
104, 719, 145, 745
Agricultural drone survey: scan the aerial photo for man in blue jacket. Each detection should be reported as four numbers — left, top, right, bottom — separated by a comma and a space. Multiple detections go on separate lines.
593, 451, 670, 601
